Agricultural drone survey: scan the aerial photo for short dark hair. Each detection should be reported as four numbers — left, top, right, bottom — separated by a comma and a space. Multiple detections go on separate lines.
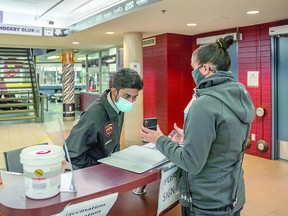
112, 68, 143, 90
192, 35, 234, 71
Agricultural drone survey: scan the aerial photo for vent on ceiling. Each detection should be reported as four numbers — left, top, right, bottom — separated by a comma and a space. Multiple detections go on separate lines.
143, 37, 156, 47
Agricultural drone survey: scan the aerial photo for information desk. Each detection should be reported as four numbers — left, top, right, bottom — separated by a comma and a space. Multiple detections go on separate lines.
0, 164, 179, 216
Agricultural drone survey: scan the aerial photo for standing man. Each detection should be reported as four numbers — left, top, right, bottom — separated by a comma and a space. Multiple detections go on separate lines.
66, 68, 143, 169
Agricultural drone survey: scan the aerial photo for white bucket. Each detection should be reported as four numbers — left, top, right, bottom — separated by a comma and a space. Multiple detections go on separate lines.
20, 144, 64, 199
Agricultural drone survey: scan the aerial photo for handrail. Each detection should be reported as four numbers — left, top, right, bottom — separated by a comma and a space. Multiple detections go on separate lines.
39, 92, 50, 122
26, 49, 40, 118
40, 91, 49, 111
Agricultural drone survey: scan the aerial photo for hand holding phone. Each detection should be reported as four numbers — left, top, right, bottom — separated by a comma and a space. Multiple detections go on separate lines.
141, 117, 163, 144
143, 117, 157, 131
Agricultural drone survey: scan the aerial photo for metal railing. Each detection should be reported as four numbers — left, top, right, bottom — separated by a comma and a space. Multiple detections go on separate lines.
38, 92, 50, 123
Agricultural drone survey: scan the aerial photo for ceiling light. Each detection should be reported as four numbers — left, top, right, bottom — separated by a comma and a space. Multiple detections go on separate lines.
247, 10, 260, 15
187, 23, 197, 27
72, 41, 80, 45
47, 55, 60, 60
77, 57, 86, 61
105, 58, 115, 63
106, 32, 115, 35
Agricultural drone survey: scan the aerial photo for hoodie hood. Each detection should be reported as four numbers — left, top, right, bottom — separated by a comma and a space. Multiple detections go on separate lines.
195, 71, 255, 124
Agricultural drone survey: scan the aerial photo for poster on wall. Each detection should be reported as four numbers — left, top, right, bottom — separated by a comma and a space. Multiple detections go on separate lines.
247, 71, 259, 87
130, 62, 141, 74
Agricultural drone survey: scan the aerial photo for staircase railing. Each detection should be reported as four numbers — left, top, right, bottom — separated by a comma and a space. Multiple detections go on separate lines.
0, 47, 42, 123
26, 49, 40, 121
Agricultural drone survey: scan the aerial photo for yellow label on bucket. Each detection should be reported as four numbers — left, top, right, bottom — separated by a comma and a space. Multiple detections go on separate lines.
34, 169, 44, 177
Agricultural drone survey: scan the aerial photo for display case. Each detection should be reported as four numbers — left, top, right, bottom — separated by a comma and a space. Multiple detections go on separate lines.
87, 52, 100, 92
36, 63, 84, 96
100, 47, 117, 93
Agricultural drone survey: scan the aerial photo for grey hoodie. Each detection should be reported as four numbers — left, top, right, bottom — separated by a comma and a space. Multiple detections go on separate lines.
156, 71, 255, 212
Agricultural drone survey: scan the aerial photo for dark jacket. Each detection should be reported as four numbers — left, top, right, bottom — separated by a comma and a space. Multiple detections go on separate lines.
65, 89, 124, 169
156, 71, 255, 212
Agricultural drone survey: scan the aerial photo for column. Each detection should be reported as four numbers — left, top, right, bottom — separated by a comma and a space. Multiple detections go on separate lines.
62, 49, 75, 121
122, 32, 143, 148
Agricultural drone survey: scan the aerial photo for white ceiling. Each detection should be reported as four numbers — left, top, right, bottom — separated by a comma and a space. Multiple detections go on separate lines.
0, 0, 287, 52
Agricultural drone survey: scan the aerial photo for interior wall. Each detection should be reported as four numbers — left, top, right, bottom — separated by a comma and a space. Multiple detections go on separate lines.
237, 20, 288, 159
189, 21, 287, 159
143, 33, 193, 135
143, 19, 288, 160
237, 23, 272, 159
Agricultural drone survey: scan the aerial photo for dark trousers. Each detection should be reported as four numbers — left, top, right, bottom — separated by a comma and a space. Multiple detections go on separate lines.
181, 206, 243, 216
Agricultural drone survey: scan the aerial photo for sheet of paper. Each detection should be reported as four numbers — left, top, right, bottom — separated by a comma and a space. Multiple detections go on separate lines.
0, 170, 23, 186
61, 172, 74, 192
99, 145, 168, 173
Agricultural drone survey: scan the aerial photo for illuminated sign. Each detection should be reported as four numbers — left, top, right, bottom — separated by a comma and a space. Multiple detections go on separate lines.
0, 24, 69, 37
0, 24, 42, 36
69, 0, 163, 33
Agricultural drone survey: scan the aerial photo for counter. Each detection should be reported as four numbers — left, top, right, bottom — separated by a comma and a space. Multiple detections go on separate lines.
0, 164, 180, 216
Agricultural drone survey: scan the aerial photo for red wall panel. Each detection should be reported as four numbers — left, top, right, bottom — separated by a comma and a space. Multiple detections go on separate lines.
143, 33, 193, 134
237, 24, 273, 159
187, 21, 288, 159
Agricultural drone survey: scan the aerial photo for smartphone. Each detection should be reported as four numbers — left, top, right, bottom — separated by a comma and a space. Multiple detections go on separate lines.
168, 129, 178, 138
143, 117, 157, 131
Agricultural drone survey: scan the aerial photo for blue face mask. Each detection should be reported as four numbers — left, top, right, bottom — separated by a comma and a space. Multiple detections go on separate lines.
192, 67, 205, 86
115, 97, 134, 112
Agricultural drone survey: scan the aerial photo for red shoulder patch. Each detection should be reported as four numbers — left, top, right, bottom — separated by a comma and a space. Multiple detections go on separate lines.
104, 121, 114, 137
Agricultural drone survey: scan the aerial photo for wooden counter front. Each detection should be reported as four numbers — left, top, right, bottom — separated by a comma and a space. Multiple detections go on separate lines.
0, 164, 166, 216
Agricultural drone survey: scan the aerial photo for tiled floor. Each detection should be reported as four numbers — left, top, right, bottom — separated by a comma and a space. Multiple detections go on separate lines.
0, 103, 288, 215
0, 102, 79, 169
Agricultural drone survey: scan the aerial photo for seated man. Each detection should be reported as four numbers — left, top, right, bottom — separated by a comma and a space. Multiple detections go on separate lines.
65, 68, 143, 169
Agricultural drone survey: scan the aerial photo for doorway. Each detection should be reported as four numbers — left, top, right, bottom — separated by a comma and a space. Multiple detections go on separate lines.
272, 36, 288, 160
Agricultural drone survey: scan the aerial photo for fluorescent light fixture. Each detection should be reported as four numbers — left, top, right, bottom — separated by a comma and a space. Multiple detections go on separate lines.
47, 55, 60, 60
106, 32, 115, 35
105, 59, 115, 63
247, 10, 260, 15
72, 41, 80, 45
77, 57, 86, 60
187, 23, 197, 27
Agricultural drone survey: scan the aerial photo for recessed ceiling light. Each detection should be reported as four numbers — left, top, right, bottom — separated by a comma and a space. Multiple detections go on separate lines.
247, 10, 260, 15
72, 41, 80, 45
187, 23, 197, 27
106, 32, 115, 35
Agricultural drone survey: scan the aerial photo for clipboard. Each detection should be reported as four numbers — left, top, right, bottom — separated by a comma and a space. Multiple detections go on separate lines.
58, 118, 78, 193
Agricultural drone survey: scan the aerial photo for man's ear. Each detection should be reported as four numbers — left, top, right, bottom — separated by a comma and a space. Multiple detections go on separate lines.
110, 88, 117, 100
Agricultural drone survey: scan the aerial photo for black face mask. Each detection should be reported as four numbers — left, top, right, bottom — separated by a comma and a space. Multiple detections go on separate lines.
192, 66, 205, 85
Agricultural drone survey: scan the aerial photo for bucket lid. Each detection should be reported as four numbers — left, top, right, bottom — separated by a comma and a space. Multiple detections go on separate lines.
20, 144, 64, 165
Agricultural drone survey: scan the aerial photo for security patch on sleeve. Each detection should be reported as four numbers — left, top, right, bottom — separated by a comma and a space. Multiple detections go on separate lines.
104, 121, 114, 137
